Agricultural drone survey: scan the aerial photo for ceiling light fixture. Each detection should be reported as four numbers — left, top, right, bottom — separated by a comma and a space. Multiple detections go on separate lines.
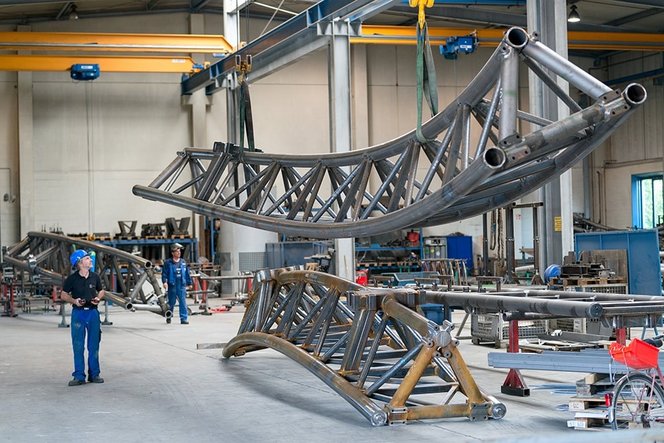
567, 5, 580, 23
69, 4, 79, 20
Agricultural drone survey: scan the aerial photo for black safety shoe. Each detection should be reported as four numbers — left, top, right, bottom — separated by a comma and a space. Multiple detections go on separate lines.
68, 379, 85, 386
89, 377, 104, 384
166, 317, 171, 324
181, 320, 189, 325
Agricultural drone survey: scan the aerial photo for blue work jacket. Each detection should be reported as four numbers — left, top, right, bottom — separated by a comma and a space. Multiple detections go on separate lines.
162, 258, 193, 290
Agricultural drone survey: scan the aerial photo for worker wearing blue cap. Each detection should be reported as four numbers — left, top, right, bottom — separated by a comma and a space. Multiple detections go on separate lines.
162, 243, 193, 324
60, 249, 106, 386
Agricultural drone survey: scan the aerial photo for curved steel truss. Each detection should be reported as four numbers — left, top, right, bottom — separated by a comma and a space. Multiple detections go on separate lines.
224, 269, 507, 426
134, 27, 646, 238
224, 269, 664, 426
3, 232, 170, 318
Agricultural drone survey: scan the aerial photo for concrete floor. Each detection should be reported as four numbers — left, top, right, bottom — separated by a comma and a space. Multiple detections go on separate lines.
1, 300, 662, 442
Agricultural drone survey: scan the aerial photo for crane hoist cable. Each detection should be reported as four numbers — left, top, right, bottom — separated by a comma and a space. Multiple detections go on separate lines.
410, 0, 438, 144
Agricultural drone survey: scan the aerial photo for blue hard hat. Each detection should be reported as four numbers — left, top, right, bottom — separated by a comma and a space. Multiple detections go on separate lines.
70, 249, 89, 267
543, 264, 562, 283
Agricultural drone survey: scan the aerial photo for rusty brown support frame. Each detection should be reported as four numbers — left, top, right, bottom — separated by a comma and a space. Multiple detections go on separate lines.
224, 270, 506, 426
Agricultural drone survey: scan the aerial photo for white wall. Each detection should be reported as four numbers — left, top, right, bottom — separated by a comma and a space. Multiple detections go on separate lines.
591, 50, 664, 228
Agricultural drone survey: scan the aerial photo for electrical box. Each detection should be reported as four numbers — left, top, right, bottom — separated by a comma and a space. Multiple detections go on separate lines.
70, 64, 100, 81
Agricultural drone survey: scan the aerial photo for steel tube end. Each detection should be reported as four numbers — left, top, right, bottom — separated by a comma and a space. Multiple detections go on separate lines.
370, 411, 387, 427
126, 303, 134, 311
164, 310, 173, 319
623, 83, 647, 107
505, 27, 529, 49
491, 403, 507, 419
483, 147, 506, 169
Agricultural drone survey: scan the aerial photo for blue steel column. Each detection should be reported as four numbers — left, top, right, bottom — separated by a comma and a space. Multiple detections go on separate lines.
329, 20, 355, 280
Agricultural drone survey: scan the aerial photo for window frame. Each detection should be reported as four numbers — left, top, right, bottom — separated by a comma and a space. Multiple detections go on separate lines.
631, 173, 664, 229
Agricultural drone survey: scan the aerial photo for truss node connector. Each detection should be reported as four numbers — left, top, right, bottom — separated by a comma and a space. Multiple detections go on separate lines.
409, 0, 434, 29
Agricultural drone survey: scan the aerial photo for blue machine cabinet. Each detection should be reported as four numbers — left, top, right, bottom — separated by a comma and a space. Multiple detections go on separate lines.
575, 229, 662, 296
446, 235, 473, 272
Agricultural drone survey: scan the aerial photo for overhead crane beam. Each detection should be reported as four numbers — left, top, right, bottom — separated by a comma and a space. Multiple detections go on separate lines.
181, 0, 401, 95
355, 26, 664, 52
183, 19, 664, 95
0, 31, 232, 54
0, 54, 198, 73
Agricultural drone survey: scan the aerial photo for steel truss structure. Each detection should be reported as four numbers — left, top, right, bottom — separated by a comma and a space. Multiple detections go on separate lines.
3, 232, 171, 319
224, 269, 664, 426
134, 27, 646, 238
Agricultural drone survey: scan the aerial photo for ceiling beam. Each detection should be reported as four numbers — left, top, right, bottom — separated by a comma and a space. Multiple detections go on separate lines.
611, 0, 664, 8
387, 4, 648, 33
55, 2, 72, 21
191, 0, 211, 12
604, 7, 663, 26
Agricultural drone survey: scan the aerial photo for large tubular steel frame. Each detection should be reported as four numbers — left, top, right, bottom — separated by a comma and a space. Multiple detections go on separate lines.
224, 269, 664, 426
133, 27, 647, 238
3, 232, 171, 318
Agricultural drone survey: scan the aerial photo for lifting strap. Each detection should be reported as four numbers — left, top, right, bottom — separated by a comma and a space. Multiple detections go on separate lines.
410, 0, 438, 143
239, 78, 255, 151
236, 56, 255, 151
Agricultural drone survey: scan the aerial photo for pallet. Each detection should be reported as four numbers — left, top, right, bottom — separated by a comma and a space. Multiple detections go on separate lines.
566, 417, 608, 430
569, 396, 609, 412
550, 276, 626, 286
169, 235, 191, 239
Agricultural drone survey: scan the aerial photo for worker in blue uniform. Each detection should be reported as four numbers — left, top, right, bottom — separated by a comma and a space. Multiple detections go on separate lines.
162, 243, 193, 324
60, 249, 106, 386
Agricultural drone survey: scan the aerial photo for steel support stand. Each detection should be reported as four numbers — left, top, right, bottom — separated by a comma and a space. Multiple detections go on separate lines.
2, 283, 17, 317
482, 212, 489, 276
102, 300, 113, 325
58, 302, 68, 328
200, 278, 211, 315
504, 205, 517, 284
530, 203, 544, 285
501, 320, 530, 396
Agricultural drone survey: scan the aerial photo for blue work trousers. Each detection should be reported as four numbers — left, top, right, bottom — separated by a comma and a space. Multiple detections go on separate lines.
71, 308, 101, 382
167, 285, 188, 322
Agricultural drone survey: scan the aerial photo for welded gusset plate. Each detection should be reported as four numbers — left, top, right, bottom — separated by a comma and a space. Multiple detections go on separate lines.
3, 232, 170, 317
224, 269, 506, 426
134, 27, 647, 238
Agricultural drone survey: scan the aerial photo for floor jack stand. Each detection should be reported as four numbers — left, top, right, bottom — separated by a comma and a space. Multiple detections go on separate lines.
102, 300, 113, 325
199, 278, 211, 316
2, 283, 17, 317
501, 319, 530, 396
58, 301, 69, 328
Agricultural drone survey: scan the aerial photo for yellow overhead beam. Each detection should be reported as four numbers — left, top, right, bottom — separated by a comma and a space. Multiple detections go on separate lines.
0, 32, 232, 54
0, 55, 199, 73
356, 26, 664, 51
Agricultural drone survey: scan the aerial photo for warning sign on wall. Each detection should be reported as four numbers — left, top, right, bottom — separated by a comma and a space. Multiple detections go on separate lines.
554, 216, 562, 232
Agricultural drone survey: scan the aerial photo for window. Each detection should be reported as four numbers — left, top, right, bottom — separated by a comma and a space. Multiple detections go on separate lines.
632, 174, 663, 228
